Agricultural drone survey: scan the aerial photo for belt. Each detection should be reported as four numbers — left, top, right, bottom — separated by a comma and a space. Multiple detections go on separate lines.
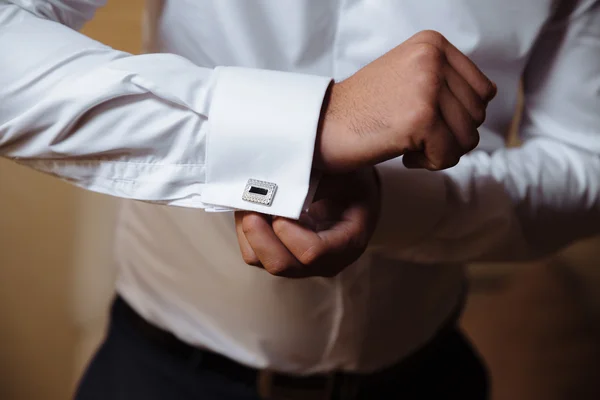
114, 296, 461, 400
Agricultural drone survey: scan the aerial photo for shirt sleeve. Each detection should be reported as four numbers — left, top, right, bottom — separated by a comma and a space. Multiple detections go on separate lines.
370, 0, 600, 263
0, 1, 331, 219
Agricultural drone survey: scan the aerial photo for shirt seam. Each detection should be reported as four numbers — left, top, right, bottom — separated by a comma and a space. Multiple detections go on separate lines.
19, 158, 206, 167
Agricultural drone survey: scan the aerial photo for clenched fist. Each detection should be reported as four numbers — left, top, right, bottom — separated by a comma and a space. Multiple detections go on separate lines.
315, 30, 496, 172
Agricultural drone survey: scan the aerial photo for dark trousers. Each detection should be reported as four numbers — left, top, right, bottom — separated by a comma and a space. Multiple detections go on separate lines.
75, 297, 489, 400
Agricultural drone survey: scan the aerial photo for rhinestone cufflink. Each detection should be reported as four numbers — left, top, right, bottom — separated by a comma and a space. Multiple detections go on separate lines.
242, 179, 277, 206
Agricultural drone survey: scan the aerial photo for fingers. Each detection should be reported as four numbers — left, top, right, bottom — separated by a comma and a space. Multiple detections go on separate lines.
404, 114, 462, 170
444, 64, 487, 128
410, 30, 496, 103
240, 212, 301, 276
439, 36, 497, 103
410, 30, 496, 108
438, 82, 480, 152
234, 211, 260, 266
271, 208, 366, 277
271, 218, 339, 264
239, 212, 358, 278
406, 82, 479, 169
398, 31, 492, 171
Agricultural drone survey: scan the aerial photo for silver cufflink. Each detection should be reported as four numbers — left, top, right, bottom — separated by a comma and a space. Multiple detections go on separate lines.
242, 179, 277, 206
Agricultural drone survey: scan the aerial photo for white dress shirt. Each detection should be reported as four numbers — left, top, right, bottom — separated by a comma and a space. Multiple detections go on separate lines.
1, 0, 599, 374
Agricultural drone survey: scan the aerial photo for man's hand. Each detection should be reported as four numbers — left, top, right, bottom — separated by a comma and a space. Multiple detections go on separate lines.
235, 168, 380, 278
314, 30, 497, 172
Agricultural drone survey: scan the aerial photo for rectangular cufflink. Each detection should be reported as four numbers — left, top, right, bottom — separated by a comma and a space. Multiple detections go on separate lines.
242, 179, 277, 206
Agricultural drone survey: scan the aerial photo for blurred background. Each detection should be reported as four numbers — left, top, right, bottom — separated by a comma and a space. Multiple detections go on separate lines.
0, 1, 599, 399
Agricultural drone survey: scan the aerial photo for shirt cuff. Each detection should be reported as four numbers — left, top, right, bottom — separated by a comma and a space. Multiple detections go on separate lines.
200, 66, 332, 219
369, 158, 447, 254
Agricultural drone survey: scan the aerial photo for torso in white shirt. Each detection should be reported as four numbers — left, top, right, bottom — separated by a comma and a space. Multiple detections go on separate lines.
115, 0, 556, 374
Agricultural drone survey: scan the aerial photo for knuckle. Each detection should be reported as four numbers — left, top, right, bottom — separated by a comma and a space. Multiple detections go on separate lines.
418, 70, 444, 92
427, 142, 460, 170
473, 105, 486, 126
298, 245, 322, 266
271, 219, 287, 237
241, 214, 262, 235
414, 30, 447, 48
465, 130, 480, 151
429, 159, 450, 171
437, 154, 460, 170
241, 251, 260, 266
412, 43, 444, 68
408, 101, 438, 129
454, 123, 481, 152
264, 260, 290, 276
484, 80, 496, 100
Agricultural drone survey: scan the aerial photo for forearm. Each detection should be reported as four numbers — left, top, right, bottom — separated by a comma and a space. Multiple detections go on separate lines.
0, 2, 331, 218
0, 3, 215, 205
371, 138, 600, 263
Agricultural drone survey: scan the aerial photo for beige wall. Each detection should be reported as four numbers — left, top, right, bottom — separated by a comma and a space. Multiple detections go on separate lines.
0, 164, 78, 400
0, 2, 141, 400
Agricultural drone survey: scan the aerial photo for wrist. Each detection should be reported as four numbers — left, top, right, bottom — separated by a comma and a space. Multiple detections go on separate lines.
314, 79, 389, 174
313, 82, 356, 173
